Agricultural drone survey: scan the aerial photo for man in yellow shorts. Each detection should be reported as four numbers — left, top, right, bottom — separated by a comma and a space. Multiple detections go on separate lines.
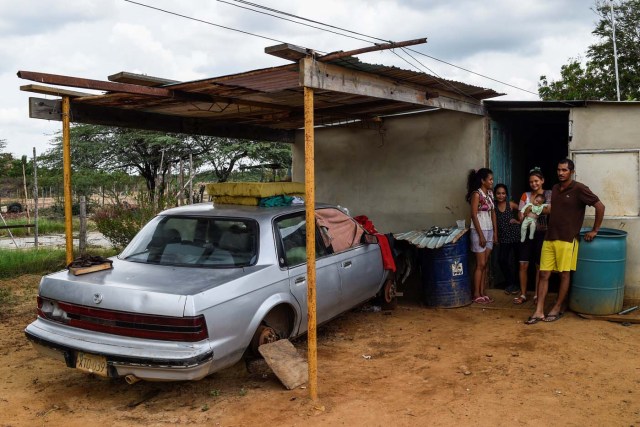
525, 159, 605, 324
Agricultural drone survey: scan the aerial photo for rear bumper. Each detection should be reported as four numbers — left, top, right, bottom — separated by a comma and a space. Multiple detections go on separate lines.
25, 318, 215, 381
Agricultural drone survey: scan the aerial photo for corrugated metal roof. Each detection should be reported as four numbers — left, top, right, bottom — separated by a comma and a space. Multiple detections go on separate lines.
20, 54, 503, 141
70, 57, 501, 132
394, 227, 468, 249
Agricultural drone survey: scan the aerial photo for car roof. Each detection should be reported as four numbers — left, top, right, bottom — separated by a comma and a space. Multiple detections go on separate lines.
159, 202, 336, 220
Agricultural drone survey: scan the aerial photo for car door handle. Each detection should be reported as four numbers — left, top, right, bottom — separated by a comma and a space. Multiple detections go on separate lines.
294, 276, 306, 285
341, 261, 352, 268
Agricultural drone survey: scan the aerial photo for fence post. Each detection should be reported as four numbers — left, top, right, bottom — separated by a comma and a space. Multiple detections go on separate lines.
33, 148, 39, 248
22, 158, 31, 236
189, 153, 194, 204
79, 196, 87, 256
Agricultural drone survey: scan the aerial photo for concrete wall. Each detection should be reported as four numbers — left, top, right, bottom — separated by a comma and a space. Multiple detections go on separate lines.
570, 102, 640, 302
571, 103, 640, 150
292, 110, 486, 233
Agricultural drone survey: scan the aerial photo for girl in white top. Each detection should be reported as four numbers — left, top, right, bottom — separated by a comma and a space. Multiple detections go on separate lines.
465, 168, 498, 304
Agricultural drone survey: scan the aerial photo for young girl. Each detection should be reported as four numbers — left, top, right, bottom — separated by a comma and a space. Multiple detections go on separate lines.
466, 168, 498, 304
494, 184, 521, 295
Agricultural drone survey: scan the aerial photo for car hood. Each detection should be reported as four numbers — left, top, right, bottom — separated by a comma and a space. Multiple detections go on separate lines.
39, 258, 272, 317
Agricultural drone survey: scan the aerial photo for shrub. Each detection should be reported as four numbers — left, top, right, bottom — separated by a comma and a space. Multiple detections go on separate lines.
49, 201, 95, 216
93, 203, 156, 250
0, 247, 119, 280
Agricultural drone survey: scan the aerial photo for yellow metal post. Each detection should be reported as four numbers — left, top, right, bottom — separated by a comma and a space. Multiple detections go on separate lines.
62, 96, 73, 265
303, 86, 318, 400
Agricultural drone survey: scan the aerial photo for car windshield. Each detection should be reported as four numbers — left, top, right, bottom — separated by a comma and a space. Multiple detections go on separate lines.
119, 215, 258, 268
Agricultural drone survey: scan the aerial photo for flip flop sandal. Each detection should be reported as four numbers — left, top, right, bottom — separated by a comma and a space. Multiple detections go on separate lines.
473, 296, 489, 304
543, 312, 563, 322
525, 316, 544, 325
483, 295, 495, 303
513, 295, 528, 305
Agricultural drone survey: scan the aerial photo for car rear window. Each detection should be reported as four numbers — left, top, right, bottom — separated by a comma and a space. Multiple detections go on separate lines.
120, 216, 258, 267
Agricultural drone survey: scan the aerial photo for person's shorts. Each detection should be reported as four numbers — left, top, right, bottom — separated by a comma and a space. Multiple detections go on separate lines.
470, 228, 493, 253
540, 239, 579, 272
519, 230, 545, 265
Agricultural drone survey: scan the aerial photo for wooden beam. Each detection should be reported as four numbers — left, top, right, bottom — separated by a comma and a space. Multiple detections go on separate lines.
300, 58, 427, 105
20, 84, 93, 98
318, 38, 427, 62
423, 96, 486, 116
18, 70, 291, 112
28, 97, 295, 143
299, 58, 485, 115
265, 43, 310, 61
62, 97, 74, 265
303, 86, 318, 401
19, 70, 180, 97
108, 71, 179, 87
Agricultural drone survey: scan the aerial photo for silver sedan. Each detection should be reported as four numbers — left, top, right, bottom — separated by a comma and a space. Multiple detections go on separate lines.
25, 203, 392, 382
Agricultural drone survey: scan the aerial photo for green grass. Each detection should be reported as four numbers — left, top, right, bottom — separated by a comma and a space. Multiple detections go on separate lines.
0, 218, 97, 238
0, 247, 119, 279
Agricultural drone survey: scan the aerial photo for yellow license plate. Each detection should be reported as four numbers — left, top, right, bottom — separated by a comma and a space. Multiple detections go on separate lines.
76, 352, 109, 377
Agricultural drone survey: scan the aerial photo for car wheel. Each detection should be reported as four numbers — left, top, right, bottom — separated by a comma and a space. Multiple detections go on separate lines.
380, 278, 398, 310
250, 324, 279, 354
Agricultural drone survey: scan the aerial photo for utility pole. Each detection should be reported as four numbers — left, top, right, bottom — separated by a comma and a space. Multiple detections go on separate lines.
611, 0, 621, 101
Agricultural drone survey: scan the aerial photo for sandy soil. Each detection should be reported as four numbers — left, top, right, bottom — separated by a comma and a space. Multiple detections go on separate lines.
1, 275, 639, 427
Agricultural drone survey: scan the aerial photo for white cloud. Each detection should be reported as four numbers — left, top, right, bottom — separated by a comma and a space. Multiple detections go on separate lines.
0, 0, 601, 156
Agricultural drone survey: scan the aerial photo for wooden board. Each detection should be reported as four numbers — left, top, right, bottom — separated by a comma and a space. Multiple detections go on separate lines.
258, 339, 308, 390
69, 262, 113, 276
451, 228, 469, 244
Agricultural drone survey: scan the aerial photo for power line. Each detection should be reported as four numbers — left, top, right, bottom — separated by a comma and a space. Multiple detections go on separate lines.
223, 0, 537, 96
404, 48, 538, 96
125, 0, 538, 97
226, 0, 391, 44
217, 0, 373, 44
123, 0, 286, 45
397, 48, 479, 100
221, 0, 478, 98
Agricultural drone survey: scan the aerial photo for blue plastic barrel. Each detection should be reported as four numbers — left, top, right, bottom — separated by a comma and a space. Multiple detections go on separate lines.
569, 228, 627, 315
421, 234, 471, 307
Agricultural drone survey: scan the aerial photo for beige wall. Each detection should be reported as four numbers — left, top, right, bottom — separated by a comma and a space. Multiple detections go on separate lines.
571, 103, 640, 150
292, 110, 486, 233
571, 102, 640, 302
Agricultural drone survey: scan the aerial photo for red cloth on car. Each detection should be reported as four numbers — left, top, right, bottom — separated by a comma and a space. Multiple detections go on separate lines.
354, 215, 396, 272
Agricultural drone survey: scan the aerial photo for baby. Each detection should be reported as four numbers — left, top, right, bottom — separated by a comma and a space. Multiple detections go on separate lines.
520, 194, 547, 242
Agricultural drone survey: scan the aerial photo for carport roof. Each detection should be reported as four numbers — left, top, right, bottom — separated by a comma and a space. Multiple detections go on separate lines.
19, 48, 503, 143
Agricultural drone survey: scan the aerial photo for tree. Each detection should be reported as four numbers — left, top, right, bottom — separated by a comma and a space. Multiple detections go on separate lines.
0, 139, 12, 172
42, 125, 293, 200
539, 0, 640, 100
195, 136, 292, 183
42, 125, 215, 201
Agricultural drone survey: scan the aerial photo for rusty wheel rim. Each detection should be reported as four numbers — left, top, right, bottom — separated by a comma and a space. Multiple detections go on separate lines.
257, 326, 278, 347
383, 279, 395, 303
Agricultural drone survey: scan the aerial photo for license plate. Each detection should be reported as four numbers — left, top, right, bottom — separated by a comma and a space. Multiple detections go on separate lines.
76, 352, 109, 377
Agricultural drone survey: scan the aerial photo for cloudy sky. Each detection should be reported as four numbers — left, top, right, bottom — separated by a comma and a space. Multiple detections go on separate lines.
1, 0, 600, 157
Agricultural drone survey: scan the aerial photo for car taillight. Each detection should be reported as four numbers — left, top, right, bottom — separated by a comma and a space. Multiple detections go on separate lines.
37, 296, 208, 342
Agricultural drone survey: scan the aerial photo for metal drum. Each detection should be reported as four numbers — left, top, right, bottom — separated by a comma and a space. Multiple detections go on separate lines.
569, 228, 627, 315
421, 234, 471, 307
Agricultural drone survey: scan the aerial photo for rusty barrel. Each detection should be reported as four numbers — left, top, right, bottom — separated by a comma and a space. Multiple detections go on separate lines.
421, 233, 471, 307
569, 228, 627, 315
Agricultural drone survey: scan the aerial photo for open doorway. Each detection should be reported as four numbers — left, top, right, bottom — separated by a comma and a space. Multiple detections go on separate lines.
486, 106, 570, 293
488, 109, 569, 196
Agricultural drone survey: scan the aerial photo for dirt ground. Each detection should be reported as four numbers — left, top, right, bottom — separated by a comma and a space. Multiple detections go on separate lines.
1, 275, 639, 427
